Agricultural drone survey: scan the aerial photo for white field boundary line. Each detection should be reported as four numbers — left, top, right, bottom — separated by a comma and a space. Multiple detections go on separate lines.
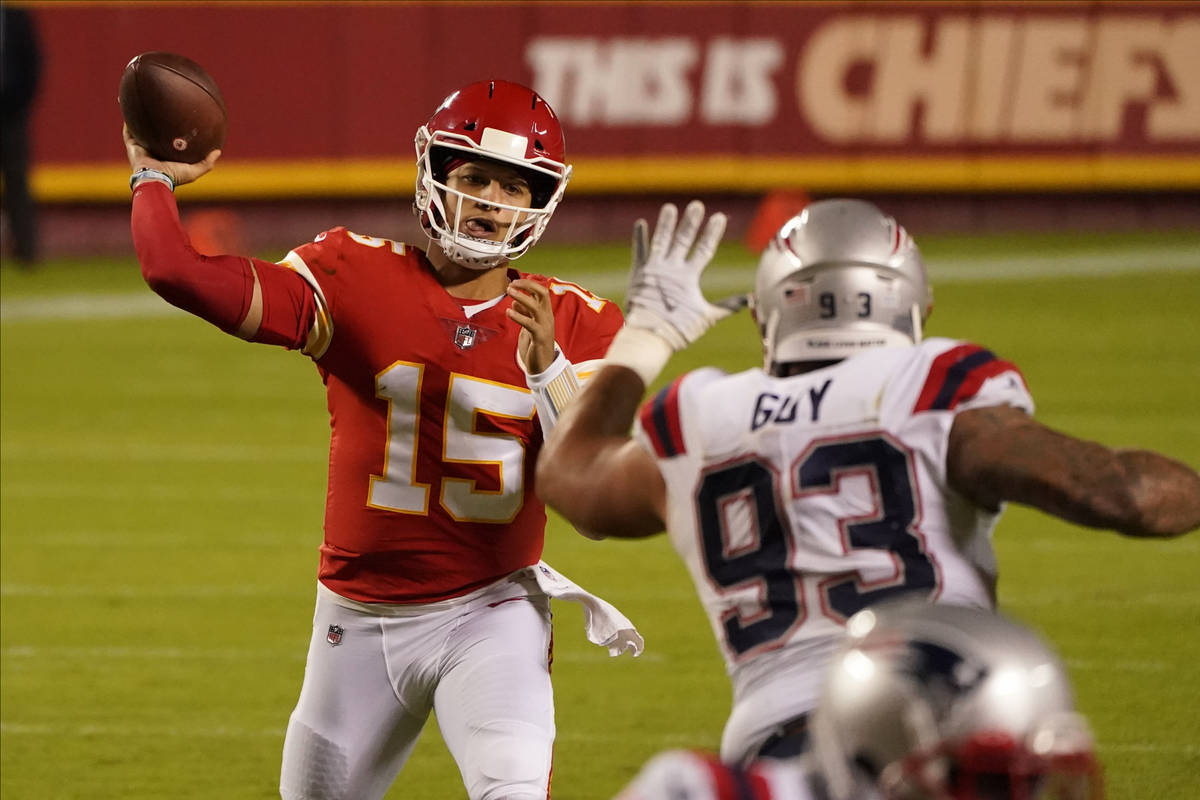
1, 291, 179, 323
3, 243, 1197, 323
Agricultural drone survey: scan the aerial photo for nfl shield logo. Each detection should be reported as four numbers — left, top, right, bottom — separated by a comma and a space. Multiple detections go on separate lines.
453, 324, 477, 350
326, 624, 344, 646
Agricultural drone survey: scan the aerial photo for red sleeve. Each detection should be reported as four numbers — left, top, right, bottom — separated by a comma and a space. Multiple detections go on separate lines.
250, 259, 323, 350
912, 342, 1028, 414
571, 296, 623, 360
638, 376, 688, 458
131, 180, 316, 349
535, 275, 623, 363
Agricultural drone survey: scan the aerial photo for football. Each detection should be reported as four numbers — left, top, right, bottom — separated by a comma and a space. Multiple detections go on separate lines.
119, 51, 227, 164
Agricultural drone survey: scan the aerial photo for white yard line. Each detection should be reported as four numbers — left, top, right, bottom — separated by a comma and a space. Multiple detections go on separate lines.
574, 242, 1200, 296
0, 291, 181, 322
3, 244, 1197, 323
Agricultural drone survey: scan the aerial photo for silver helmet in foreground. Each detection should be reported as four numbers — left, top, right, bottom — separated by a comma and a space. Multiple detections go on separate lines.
752, 199, 933, 373
811, 601, 1103, 800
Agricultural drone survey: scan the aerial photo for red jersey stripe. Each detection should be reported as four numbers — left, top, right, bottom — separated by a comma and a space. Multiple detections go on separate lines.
639, 376, 687, 458
914, 344, 1025, 413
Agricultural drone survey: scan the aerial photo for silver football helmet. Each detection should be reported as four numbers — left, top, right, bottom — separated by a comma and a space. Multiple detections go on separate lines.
751, 199, 933, 372
811, 601, 1103, 800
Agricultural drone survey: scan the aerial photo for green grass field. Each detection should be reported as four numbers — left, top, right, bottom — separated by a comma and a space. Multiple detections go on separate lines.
2, 230, 1199, 799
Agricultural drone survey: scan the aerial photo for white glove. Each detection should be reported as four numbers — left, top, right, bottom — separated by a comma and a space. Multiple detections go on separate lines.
604, 201, 743, 387
624, 200, 731, 349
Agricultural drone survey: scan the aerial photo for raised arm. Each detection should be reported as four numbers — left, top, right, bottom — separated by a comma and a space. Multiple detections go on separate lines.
125, 125, 315, 348
947, 404, 1200, 537
536, 365, 666, 539
537, 201, 735, 539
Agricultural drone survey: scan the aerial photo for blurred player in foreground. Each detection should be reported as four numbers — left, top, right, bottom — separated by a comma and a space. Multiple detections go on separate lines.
616, 601, 1104, 800
537, 198, 1200, 766
125, 79, 641, 800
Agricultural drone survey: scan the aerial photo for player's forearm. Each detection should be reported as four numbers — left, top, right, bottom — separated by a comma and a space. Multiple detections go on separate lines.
1000, 442, 1191, 537
537, 366, 664, 538
131, 180, 255, 333
949, 406, 1200, 538
1110, 449, 1200, 537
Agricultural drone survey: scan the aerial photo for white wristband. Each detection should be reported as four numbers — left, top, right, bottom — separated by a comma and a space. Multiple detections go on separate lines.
522, 347, 580, 433
602, 325, 675, 387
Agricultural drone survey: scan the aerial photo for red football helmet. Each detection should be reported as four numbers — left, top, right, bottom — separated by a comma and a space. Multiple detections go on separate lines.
414, 80, 571, 268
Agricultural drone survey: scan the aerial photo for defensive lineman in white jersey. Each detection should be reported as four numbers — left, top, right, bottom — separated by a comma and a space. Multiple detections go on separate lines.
623, 201, 1030, 762
643, 336, 1031, 762
538, 198, 1200, 771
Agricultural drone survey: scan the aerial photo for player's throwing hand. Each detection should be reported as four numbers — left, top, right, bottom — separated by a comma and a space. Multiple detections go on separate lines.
123, 124, 220, 187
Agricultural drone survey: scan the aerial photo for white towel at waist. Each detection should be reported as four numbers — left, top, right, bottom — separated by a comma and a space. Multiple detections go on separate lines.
521, 560, 644, 657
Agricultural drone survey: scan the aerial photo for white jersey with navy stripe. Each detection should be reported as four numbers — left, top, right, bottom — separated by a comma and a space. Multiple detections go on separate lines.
632, 338, 1034, 763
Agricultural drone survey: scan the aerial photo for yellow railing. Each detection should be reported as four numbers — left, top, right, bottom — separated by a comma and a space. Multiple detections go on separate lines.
32, 154, 1200, 202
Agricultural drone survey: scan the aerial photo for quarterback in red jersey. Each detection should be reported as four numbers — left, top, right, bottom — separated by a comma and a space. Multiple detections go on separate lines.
124, 80, 637, 800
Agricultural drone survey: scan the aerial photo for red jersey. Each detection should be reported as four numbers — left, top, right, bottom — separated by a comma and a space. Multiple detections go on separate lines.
276, 228, 623, 603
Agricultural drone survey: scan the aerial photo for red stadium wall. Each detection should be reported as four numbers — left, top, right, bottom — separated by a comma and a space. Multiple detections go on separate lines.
22, 0, 1200, 202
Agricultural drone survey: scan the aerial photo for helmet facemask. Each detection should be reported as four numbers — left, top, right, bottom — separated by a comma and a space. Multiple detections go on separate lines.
414, 127, 570, 270
883, 717, 1102, 800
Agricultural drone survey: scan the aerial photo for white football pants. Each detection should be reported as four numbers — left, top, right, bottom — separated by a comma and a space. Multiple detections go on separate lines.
279, 576, 554, 800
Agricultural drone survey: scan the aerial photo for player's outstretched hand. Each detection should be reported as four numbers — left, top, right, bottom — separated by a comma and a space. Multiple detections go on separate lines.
124, 124, 220, 187
624, 201, 734, 352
